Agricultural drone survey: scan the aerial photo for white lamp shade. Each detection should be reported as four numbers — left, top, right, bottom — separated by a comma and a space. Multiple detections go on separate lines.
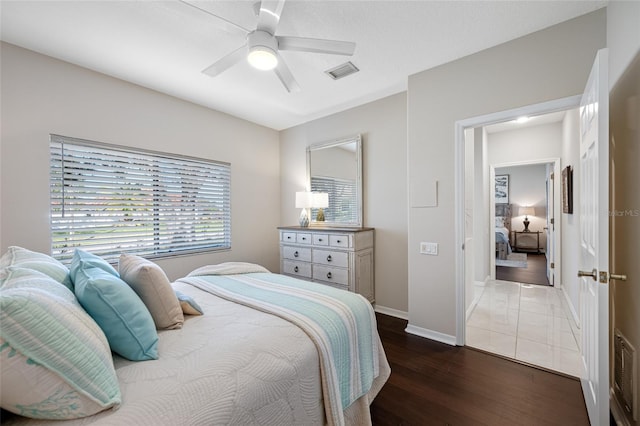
519, 206, 535, 216
312, 192, 329, 208
295, 191, 314, 208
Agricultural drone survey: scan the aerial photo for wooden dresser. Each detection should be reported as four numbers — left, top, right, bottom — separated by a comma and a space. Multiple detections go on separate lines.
278, 226, 375, 303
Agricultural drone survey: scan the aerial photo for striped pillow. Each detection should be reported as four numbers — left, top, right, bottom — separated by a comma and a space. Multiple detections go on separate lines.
0, 246, 73, 290
0, 269, 121, 419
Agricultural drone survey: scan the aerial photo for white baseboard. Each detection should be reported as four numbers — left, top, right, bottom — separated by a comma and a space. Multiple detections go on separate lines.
374, 305, 408, 320
466, 281, 486, 321
405, 324, 456, 346
561, 286, 581, 328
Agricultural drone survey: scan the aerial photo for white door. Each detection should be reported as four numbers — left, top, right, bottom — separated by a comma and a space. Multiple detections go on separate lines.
578, 48, 609, 426
546, 168, 555, 286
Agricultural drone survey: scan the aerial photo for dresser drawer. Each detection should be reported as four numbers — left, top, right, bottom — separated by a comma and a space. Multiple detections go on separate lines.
329, 234, 349, 248
313, 265, 349, 287
312, 233, 329, 246
282, 260, 312, 279
282, 246, 311, 262
296, 233, 312, 244
282, 232, 297, 243
312, 249, 349, 268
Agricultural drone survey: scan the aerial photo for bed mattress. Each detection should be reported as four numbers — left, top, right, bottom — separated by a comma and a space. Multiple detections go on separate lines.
3, 279, 388, 425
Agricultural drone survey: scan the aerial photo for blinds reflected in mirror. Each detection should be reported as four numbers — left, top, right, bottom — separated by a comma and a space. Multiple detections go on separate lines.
310, 176, 357, 224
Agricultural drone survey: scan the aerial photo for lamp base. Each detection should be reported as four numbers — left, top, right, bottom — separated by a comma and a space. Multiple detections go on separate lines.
299, 209, 309, 227
523, 217, 530, 232
316, 208, 325, 222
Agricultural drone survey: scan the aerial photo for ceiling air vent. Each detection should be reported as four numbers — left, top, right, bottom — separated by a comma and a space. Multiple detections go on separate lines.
325, 62, 359, 80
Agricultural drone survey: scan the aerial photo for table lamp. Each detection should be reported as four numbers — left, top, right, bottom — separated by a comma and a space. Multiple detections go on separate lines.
519, 206, 535, 232
312, 192, 329, 222
295, 191, 313, 227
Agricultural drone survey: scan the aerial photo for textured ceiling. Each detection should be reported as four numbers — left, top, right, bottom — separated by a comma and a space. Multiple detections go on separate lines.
0, 1, 606, 130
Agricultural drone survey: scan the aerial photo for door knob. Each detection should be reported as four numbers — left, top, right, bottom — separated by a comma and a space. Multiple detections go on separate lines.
578, 269, 598, 281
610, 273, 627, 281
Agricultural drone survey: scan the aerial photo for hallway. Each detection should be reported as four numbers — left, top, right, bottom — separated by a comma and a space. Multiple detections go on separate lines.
466, 279, 581, 377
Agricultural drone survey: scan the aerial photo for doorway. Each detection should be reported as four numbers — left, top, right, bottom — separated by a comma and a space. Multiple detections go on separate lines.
492, 162, 555, 287
455, 97, 582, 375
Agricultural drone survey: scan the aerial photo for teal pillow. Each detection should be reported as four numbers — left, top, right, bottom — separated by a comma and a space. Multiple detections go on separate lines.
175, 290, 204, 315
70, 250, 119, 282
0, 246, 73, 290
74, 266, 158, 361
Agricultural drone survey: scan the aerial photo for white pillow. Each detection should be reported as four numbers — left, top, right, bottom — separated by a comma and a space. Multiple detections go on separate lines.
0, 268, 121, 419
0, 246, 73, 290
0, 337, 106, 419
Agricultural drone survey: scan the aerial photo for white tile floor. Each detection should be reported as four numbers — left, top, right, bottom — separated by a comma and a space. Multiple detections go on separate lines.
466, 280, 582, 377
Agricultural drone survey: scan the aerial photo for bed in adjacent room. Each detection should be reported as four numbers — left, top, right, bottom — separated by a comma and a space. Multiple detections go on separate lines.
495, 204, 512, 260
0, 249, 389, 426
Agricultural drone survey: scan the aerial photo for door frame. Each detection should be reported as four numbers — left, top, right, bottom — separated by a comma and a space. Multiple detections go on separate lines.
454, 95, 581, 345
488, 158, 561, 282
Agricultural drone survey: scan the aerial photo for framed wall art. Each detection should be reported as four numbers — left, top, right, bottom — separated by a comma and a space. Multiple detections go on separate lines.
562, 166, 573, 214
495, 174, 509, 204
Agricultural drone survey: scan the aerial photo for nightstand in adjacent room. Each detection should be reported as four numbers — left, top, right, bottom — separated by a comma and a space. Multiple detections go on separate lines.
512, 230, 541, 253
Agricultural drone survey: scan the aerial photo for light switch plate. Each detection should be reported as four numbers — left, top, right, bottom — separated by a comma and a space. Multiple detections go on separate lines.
420, 242, 438, 255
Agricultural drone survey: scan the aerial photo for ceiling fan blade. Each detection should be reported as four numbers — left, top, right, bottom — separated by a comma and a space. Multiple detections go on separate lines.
202, 44, 247, 77
277, 36, 355, 56
179, 0, 250, 34
274, 54, 300, 93
256, 0, 285, 35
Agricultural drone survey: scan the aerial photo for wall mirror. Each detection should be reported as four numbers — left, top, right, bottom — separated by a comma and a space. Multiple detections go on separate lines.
307, 134, 362, 227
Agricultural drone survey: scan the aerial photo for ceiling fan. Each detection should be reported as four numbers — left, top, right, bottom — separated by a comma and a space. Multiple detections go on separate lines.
186, 0, 356, 93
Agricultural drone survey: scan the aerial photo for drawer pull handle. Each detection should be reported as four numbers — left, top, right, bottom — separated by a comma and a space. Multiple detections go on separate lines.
294, 266, 299, 273
318, 238, 323, 242
336, 240, 341, 243
326, 255, 332, 262
327, 272, 332, 279
294, 251, 299, 258
302, 237, 306, 241
287, 236, 292, 240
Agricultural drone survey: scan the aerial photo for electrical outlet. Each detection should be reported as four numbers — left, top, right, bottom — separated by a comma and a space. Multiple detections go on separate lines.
420, 242, 438, 255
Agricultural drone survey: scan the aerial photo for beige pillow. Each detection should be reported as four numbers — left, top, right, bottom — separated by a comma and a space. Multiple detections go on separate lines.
118, 254, 184, 330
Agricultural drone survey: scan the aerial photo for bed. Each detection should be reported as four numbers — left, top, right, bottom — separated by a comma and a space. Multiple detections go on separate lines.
0, 250, 390, 426
495, 204, 512, 260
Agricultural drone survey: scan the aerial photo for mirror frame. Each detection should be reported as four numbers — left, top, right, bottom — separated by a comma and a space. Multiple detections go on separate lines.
306, 134, 362, 227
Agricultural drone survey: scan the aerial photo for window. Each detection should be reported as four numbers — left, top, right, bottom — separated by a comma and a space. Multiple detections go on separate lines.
50, 135, 231, 263
310, 176, 358, 223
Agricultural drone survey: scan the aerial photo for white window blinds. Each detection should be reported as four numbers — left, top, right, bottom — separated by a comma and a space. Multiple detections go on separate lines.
310, 176, 358, 223
50, 135, 231, 263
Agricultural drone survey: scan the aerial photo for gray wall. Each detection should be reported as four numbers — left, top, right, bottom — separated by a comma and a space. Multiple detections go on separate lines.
406, 10, 607, 338
0, 42, 281, 280
608, 1, 640, 423
280, 93, 409, 315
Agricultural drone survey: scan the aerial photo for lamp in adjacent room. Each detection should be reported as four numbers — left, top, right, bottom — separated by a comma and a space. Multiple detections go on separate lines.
519, 206, 535, 232
295, 191, 313, 227
312, 192, 329, 222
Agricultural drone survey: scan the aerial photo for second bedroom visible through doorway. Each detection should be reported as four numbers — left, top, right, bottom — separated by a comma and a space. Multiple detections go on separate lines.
494, 163, 551, 287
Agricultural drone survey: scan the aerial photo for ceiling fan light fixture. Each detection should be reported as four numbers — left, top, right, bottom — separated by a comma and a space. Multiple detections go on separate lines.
248, 45, 278, 70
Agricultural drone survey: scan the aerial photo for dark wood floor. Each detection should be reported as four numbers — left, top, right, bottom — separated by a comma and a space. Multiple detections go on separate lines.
496, 253, 550, 286
371, 313, 589, 425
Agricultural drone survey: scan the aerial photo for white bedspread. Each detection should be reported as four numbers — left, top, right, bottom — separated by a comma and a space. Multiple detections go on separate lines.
4, 279, 389, 426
